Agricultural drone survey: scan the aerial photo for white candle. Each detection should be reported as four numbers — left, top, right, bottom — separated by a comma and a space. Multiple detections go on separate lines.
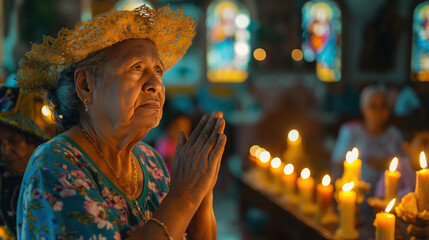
374, 198, 396, 240
385, 157, 401, 200
257, 150, 270, 170
270, 157, 283, 194
288, 129, 301, 145
284, 129, 305, 170
336, 182, 359, 239
249, 145, 260, 165
282, 164, 297, 196
343, 148, 362, 183
297, 168, 314, 213
317, 174, 334, 212
416, 152, 429, 212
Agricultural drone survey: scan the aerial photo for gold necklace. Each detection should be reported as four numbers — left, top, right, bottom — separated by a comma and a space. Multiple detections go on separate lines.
79, 124, 139, 199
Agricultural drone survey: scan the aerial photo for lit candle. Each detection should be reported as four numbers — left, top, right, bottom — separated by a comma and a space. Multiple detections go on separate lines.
281, 163, 297, 197
288, 129, 301, 146
297, 168, 314, 213
270, 157, 282, 174
255, 147, 265, 159
284, 129, 305, 170
374, 198, 396, 240
257, 150, 271, 170
317, 174, 334, 212
416, 151, 429, 212
249, 145, 260, 165
384, 157, 401, 200
336, 182, 359, 239
343, 148, 362, 183
270, 157, 283, 194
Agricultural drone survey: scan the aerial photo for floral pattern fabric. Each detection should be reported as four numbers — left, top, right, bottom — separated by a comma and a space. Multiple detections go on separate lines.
17, 134, 182, 240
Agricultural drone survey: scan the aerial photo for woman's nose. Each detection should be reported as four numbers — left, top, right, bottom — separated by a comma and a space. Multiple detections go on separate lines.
142, 73, 164, 94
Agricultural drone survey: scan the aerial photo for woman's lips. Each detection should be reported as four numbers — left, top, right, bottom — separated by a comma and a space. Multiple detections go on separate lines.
138, 101, 160, 110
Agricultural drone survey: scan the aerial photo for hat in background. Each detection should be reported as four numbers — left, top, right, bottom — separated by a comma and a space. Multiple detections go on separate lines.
0, 85, 50, 141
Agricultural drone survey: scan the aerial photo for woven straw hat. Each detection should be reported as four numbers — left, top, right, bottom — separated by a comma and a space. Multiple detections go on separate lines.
15, 5, 196, 93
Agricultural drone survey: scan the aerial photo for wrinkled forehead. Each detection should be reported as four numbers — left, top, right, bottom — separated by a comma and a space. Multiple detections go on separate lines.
106, 38, 162, 65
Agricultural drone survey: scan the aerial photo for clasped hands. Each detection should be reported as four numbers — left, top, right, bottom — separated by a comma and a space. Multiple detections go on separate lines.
169, 111, 226, 207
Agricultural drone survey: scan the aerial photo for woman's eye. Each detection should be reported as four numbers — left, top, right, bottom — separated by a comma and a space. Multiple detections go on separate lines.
133, 65, 142, 71
156, 69, 163, 76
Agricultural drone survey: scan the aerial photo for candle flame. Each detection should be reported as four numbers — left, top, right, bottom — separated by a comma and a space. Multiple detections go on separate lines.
284, 164, 294, 175
288, 129, 299, 142
389, 157, 399, 172
271, 157, 281, 169
259, 151, 271, 163
322, 174, 331, 186
385, 198, 396, 213
420, 152, 428, 169
352, 147, 359, 158
255, 148, 265, 158
249, 145, 260, 157
346, 151, 355, 164
301, 168, 310, 179
342, 182, 354, 192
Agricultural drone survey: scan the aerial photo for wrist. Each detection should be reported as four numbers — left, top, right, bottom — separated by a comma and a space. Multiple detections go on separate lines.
163, 191, 200, 213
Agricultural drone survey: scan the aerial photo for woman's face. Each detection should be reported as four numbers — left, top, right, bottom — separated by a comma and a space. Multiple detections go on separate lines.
361, 92, 390, 128
90, 39, 165, 136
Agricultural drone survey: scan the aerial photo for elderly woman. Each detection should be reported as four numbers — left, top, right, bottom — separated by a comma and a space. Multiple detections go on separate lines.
16, 5, 226, 240
332, 84, 402, 192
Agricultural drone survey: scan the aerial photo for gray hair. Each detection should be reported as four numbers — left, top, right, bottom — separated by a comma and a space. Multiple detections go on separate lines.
360, 84, 388, 108
46, 47, 111, 130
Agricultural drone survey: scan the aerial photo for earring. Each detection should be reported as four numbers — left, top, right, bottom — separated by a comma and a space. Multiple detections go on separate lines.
84, 99, 88, 112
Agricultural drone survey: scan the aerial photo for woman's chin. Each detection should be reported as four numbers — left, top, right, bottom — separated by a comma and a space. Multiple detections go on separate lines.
131, 116, 161, 130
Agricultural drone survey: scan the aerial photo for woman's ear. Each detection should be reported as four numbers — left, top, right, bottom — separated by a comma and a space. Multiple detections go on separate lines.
74, 68, 93, 104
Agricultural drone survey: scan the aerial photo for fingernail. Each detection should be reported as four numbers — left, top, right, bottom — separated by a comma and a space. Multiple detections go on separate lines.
211, 111, 218, 118
202, 114, 208, 121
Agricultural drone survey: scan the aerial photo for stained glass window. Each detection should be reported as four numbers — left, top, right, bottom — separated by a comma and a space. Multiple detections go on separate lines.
302, 0, 341, 82
114, 0, 154, 10
206, 0, 251, 83
411, 2, 429, 82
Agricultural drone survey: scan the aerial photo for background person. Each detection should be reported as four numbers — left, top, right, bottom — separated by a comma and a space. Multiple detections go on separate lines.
0, 85, 49, 239
332, 84, 403, 194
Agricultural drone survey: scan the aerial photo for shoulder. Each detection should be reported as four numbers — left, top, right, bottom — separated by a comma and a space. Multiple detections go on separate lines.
336, 120, 363, 140
341, 120, 364, 133
21, 135, 95, 192
25, 135, 88, 178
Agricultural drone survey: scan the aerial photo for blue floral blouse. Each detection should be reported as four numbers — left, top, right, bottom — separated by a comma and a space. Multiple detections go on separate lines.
17, 134, 183, 240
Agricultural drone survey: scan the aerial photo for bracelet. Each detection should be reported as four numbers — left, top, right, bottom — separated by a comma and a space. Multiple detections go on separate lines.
148, 217, 173, 240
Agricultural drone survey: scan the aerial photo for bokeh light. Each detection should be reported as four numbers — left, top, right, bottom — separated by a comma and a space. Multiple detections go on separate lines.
291, 49, 303, 61
253, 48, 266, 61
